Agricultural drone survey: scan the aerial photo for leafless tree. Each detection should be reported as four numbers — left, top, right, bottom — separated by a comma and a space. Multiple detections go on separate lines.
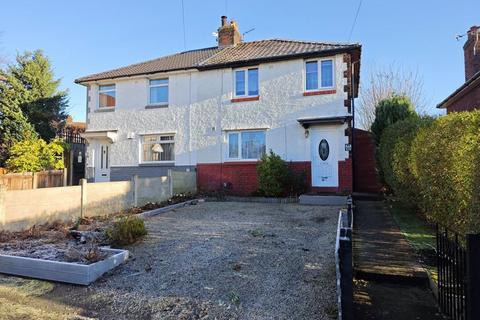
357, 64, 427, 130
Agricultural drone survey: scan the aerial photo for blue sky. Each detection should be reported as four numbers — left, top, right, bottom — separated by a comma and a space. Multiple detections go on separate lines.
0, 0, 478, 121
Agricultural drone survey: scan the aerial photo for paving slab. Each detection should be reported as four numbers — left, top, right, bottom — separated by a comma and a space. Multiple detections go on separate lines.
353, 200, 441, 319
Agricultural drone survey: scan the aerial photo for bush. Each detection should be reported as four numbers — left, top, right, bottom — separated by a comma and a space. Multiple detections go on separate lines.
257, 151, 289, 197
107, 216, 147, 246
378, 116, 433, 203
284, 165, 308, 197
6, 137, 65, 172
371, 94, 416, 144
410, 111, 480, 234
256, 151, 307, 197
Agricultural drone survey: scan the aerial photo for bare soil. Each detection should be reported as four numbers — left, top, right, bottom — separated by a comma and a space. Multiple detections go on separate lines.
0, 201, 340, 320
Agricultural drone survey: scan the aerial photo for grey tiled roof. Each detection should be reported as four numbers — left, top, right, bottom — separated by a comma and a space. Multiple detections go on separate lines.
75, 39, 360, 83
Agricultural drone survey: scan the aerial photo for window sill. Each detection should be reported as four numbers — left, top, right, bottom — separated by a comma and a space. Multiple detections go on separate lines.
145, 104, 168, 109
95, 107, 115, 113
139, 162, 175, 167
231, 96, 260, 103
303, 89, 336, 96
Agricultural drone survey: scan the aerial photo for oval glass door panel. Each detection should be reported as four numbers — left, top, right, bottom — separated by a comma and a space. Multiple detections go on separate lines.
318, 139, 329, 161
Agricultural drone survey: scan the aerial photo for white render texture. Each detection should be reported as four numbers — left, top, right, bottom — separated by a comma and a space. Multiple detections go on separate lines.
84, 54, 351, 169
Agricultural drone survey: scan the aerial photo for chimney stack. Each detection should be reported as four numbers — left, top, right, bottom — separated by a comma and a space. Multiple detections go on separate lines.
217, 16, 242, 47
464, 25, 480, 81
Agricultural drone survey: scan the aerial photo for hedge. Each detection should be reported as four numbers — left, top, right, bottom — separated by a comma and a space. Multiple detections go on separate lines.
378, 116, 433, 203
410, 111, 480, 234
378, 110, 480, 234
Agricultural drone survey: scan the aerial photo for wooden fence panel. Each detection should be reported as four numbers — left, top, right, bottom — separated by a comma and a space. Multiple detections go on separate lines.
0, 170, 64, 190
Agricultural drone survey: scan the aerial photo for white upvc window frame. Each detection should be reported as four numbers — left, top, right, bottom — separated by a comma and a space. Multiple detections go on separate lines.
227, 130, 266, 161
304, 58, 335, 92
139, 133, 175, 164
98, 84, 116, 109
233, 67, 259, 98
148, 78, 169, 106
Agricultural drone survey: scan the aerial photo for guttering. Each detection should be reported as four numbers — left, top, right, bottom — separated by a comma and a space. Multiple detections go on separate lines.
437, 72, 480, 109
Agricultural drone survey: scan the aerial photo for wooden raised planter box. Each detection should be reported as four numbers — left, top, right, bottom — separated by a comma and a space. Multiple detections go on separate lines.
0, 247, 129, 285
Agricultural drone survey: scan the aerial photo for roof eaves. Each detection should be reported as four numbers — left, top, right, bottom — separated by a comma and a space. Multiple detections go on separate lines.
197, 45, 360, 71
437, 71, 480, 108
74, 66, 199, 84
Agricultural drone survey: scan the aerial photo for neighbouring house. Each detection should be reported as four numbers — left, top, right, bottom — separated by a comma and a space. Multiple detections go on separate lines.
438, 25, 480, 112
75, 16, 361, 195
60, 116, 86, 185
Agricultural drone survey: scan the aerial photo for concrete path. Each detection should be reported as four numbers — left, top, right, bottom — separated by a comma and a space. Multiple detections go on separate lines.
354, 200, 427, 282
353, 200, 443, 319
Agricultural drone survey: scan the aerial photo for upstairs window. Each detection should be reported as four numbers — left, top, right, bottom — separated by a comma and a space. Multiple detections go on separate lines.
228, 130, 266, 160
149, 79, 169, 105
99, 84, 116, 108
141, 134, 174, 162
305, 59, 335, 91
234, 68, 259, 97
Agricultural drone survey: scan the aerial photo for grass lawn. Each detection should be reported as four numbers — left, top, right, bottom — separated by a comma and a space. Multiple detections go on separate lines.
388, 200, 438, 281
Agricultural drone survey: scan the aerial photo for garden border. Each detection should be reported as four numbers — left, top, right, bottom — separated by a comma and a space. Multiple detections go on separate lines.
0, 247, 129, 285
139, 199, 204, 218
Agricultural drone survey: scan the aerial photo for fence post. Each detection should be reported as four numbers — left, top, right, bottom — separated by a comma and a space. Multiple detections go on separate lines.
32, 172, 38, 189
340, 236, 353, 320
168, 169, 173, 197
466, 234, 480, 320
80, 178, 87, 219
63, 168, 68, 186
132, 175, 138, 207
0, 185, 6, 227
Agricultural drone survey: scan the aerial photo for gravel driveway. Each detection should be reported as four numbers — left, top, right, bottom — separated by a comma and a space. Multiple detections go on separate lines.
1, 201, 340, 320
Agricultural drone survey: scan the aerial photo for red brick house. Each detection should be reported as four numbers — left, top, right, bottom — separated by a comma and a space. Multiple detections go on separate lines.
438, 26, 480, 112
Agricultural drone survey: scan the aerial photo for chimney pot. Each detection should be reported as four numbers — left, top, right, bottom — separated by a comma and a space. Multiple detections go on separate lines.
221, 16, 227, 27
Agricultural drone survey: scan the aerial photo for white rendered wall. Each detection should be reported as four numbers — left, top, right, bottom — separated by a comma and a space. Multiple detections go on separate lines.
84, 54, 350, 169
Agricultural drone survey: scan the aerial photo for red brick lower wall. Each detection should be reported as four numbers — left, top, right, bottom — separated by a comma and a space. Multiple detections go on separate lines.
197, 159, 352, 196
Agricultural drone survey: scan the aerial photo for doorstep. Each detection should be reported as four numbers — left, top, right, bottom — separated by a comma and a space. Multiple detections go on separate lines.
299, 194, 348, 206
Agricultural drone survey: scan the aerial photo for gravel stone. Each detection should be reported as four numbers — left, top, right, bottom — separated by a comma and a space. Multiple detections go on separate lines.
42, 202, 339, 319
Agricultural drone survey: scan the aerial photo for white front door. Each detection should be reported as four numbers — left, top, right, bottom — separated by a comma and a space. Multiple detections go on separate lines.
95, 143, 110, 182
311, 130, 338, 187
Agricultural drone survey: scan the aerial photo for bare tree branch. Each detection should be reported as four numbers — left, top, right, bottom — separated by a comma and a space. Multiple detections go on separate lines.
357, 64, 426, 130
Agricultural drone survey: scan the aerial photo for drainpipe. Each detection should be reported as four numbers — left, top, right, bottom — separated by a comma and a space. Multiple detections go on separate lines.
350, 60, 359, 194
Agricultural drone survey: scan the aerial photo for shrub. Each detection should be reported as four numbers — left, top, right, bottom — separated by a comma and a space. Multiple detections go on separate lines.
371, 94, 417, 144
6, 137, 65, 172
284, 165, 308, 197
107, 216, 147, 246
257, 151, 289, 197
378, 116, 433, 203
410, 111, 480, 234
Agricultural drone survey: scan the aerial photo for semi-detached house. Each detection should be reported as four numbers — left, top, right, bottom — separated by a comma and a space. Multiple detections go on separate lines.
75, 16, 361, 195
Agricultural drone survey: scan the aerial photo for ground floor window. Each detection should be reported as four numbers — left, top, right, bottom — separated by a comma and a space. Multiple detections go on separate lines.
228, 130, 266, 160
141, 134, 174, 162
